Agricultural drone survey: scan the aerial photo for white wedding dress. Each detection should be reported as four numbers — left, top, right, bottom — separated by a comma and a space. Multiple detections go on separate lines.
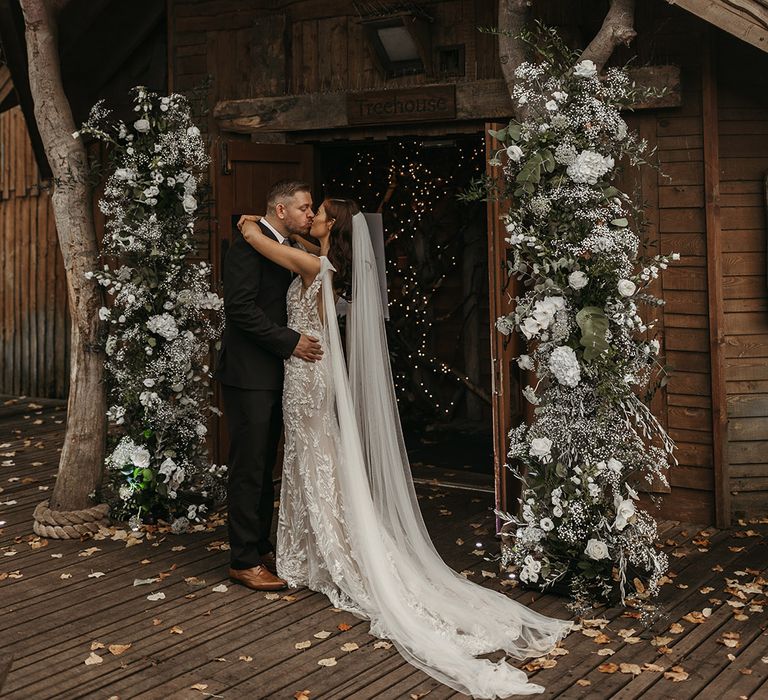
276, 215, 571, 699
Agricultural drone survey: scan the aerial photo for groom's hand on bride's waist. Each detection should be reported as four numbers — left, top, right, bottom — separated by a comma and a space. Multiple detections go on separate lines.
293, 334, 323, 362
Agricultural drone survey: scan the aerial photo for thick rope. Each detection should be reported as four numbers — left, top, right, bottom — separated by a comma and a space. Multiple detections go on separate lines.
32, 500, 110, 539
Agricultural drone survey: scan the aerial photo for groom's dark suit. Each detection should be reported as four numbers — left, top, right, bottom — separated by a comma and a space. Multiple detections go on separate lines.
215, 220, 300, 569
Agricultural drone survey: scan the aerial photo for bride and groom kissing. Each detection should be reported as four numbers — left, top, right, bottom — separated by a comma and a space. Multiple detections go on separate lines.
215, 179, 571, 698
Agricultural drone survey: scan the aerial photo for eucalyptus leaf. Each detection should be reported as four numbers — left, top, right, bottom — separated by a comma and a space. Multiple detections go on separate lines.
611, 218, 628, 227
576, 306, 610, 361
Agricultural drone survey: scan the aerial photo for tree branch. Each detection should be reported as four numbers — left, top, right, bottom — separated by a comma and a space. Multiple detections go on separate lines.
579, 0, 637, 71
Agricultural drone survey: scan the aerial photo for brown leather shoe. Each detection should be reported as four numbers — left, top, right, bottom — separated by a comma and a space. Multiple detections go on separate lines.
261, 551, 277, 574
228, 565, 287, 591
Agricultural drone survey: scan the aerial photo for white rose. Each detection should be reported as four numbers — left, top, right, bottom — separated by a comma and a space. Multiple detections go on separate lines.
131, 447, 151, 469
552, 91, 568, 102
182, 194, 197, 213
553, 504, 563, 518
574, 59, 598, 78
585, 538, 609, 560
98, 307, 110, 321
187, 125, 201, 138
133, 118, 150, 133
618, 279, 637, 297
540, 517, 554, 531
614, 497, 636, 531
517, 354, 534, 371
568, 271, 588, 290
524, 554, 541, 573
529, 437, 553, 461
671, 252, 680, 261
506, 145, 524, 162
545, 100, 559, 112
606, 458, 623, 474
520, 316, 541, 340
650, 339, 660, 354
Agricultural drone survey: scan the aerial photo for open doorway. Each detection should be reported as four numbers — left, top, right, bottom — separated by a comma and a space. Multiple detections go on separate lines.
316, 134, 494, 488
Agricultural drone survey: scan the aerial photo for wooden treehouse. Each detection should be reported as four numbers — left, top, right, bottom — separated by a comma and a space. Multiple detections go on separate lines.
0, 0, 767, 535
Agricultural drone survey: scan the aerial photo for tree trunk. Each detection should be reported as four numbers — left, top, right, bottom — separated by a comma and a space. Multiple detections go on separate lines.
579, 0, 637, 71
498, 0, 531, 100
20, 0, 105, 512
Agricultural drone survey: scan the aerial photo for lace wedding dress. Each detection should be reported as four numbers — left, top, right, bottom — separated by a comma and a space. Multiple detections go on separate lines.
276, 216, 571, 699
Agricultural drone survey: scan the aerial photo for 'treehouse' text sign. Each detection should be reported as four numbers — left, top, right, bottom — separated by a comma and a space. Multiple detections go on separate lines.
347, 85, 456, 126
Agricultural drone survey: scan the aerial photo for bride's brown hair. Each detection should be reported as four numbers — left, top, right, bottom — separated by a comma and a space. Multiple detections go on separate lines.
324, 197, 359, 299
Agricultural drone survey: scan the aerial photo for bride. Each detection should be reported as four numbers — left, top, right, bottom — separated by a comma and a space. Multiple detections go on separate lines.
237, 198, 571, 698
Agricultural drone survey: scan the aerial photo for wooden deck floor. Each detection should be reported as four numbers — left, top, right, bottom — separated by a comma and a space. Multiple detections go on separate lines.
1, 398, 767, 700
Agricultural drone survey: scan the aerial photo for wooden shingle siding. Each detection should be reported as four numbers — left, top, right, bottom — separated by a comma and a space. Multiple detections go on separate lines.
0, 106, 69, 399
718, 33, 768, 519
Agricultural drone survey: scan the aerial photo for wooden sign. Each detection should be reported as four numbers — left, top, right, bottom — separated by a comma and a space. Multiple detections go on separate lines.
347, 85, 456, 126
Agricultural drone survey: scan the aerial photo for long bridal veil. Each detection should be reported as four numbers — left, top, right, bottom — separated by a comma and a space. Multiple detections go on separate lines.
319, 212, 572, 699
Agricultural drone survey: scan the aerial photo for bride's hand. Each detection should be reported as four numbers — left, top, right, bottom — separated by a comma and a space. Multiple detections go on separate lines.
237, 214, 262, 232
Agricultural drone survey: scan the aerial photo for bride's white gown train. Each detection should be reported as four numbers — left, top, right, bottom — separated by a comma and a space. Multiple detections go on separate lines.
276, 216, 571, 699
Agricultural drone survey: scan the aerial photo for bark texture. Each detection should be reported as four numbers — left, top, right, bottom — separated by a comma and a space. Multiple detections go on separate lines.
20, 0, 106, 512
579, 0, 637, 71
498, 0, 531, 101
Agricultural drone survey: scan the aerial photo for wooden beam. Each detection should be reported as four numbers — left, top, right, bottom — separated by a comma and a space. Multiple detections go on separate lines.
702, 32, 731, 527
0, 66, 14, 105
668, 0, 768, 53
214, 67, 682, 133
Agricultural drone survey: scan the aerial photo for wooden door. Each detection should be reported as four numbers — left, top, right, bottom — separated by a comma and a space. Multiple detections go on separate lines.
485, 124, 526, 528
212, 140, 315, 464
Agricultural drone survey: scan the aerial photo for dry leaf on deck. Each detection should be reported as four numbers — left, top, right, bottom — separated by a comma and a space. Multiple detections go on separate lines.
264, 592, 280, 601
576, 679, 591, 687
212, 584, 228, 593
374, 641, 393, 650
146, 592, 166, 601
239, 655, 253, 662
682, 611, 707, 624
669, 622, 684, 634
295, 641, 312, 650
313, 631, 332, 639
90, 641, 106, 650
664, 666, 689, 682
108, 644, 132, 656
643, 663, 664, 672
620, 663, 642, 676
598, 662, 619, 674
317, 657, 337, 667
84, 652, 103, 666
170, 626, 184, 635
337, 623, 352, 631
597, 649, 615, 656
190, 684, 208, 691
294, 691, 311, 700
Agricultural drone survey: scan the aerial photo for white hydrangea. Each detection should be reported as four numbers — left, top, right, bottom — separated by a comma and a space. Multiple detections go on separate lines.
567, 150, 615, 185
146, 313, 179, 341
548, 346, 581, 388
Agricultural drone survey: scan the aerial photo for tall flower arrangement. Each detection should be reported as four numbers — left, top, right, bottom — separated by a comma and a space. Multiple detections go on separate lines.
77, 87, 225, 531
482, 38, 678, 604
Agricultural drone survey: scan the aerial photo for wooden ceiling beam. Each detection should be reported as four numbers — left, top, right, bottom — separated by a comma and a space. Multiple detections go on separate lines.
668, 0, 768, 52
214, 67, 682, 134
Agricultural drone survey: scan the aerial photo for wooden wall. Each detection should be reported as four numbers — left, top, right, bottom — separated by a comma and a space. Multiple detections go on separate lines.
717, 33, 768, 520
0, 106, 69, 399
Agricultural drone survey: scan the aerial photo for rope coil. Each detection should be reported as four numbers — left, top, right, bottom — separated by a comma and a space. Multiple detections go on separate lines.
32, 500, 110, 539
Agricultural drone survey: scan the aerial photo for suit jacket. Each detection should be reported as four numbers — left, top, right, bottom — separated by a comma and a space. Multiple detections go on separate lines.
214, 221, 300, 391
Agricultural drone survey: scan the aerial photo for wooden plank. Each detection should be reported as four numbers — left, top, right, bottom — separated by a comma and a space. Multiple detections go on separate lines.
724, 334, 768, 357
659, 184, 704, 208
663, 290, 709, 315
722, 229, 767, 252
662, 266, 707, 290
728, 439, 768, 463
669, 0, 768, 54
722, 274, 768, 299
728, 416, 768, 440
702, 36, 730, 527
722, 251, 766, 275
723, 311, 768, 335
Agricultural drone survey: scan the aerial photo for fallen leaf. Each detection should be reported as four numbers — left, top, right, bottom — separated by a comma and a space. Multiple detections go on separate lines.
78, 547, 100, 557
481, 570, 497, 579
84, 652, 103, 666
643, 663, 664, 672
597, 649, 615, 656
282, 594, 297, 602
264, 592, 280, 601
340, 642, 359, 652
184, 576, 206, 587
170, 626, 184, 635
652, 636, 673, 647
212, 584, 228, 593
294, 691, 311, 700
374, 641, 393, 649
669, 623, 684, 634
152, 619, 163, 626
549, 647, 569, 657
337, 623, 352, 631
90, 641, 106, 650
108, 644, 132, 656
88, 571, 105, 579
191, 684, 208, 691
294, 640, 312, 650
60, 573, 72, 580
620, 663, 642, 676
239, 655, 253, 662
134, 577, 160, 586
146, 592, 166, 601
576, 679, 591, 687
598, 662, 618, 674
317, 657, 337, 667
664, 665, 689, 682
313, 630, 332, 639
682, 611, 707, 624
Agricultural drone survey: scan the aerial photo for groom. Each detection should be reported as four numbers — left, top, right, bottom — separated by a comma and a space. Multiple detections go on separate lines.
215, 179, 322, 591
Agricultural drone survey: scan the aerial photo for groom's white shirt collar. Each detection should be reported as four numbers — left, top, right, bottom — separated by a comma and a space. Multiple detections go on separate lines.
260, 217, 286, 245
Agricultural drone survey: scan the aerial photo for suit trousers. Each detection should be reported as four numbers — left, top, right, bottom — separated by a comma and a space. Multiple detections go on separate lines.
221, 385, 283, 569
